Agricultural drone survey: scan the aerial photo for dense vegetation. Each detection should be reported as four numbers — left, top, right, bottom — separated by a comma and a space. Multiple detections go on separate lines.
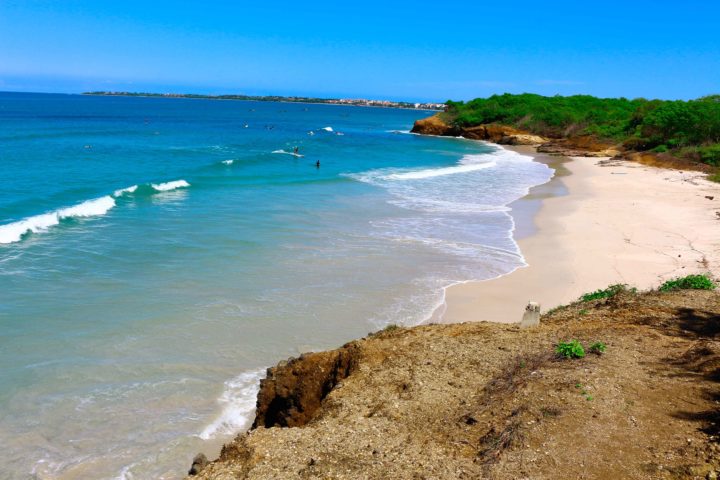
445, 93, 720, 167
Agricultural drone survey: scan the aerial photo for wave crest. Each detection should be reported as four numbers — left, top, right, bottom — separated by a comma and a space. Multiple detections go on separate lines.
150, 180, 190, 192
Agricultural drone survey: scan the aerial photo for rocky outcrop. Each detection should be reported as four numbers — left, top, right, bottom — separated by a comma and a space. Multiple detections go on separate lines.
411, 114, 628, 154
410, 114, 461, 136
411, 114, 547, 146
537, 135, 621, 157
188, 453, 209, 476
251, 343, 360, 428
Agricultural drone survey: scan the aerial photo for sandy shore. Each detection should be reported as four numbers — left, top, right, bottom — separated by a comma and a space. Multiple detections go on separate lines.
438, 146, 720, 324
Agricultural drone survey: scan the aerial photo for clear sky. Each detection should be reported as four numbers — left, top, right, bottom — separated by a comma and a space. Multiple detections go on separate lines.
0, 0, 718, 102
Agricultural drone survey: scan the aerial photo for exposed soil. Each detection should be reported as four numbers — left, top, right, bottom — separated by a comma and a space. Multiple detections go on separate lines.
189, 289, 720, 479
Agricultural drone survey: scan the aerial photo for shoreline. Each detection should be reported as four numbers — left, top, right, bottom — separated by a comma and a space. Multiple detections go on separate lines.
437, 144, 720, 324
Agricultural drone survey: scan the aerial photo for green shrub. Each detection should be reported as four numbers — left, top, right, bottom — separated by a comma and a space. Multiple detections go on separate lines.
698, 144, 720, 166
589, 342, 607, 355
556, 340, 585, 359
652, 145, 668, 153
580, 284, 634, 302
708, 172, 720, 183
659, 274, 716, 292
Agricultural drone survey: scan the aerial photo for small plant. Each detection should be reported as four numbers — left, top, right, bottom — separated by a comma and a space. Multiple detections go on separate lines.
575, 383, 593, 401
579, 309, 589, 316
556, 340, 585, 359
659, 274, 716, 292
708, 172, 720, 183
580, 284, 635, 302
589, 341, 607, 355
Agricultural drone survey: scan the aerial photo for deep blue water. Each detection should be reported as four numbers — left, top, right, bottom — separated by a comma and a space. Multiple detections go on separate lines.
0, 92, 552, 479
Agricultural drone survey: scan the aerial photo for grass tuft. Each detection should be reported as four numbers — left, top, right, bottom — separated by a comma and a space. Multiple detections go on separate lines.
580, 284, 635, 302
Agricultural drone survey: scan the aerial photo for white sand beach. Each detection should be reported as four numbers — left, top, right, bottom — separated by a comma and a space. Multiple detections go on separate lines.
438, 146, 720, 324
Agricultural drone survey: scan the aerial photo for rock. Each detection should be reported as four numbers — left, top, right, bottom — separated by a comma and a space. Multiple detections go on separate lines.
410, 115, 548, 145
188, 453, 208, 476
410, 114, 459, 136
708, 470, 717, 480
519, 302, 541, 329
706, 196, 715, 200
500, 134, 548, 146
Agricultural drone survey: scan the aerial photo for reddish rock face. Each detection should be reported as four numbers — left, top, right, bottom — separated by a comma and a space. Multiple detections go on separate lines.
409, 114, 460, 136
252, 343, 360, 428
410, 114, 546, 145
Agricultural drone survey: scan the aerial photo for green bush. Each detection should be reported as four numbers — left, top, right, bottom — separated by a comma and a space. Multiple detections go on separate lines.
589, 342, 607, 355
698, 144, 720, 166
652, 145, 668, 153
659, 274, 716, 292
708, 172, 720, 183
580, 284, 634, 302
556, 340, 585, 359
444, 94, 720, 157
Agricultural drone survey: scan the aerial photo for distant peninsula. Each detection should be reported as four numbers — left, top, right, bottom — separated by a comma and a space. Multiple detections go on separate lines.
82, 91, 446, 111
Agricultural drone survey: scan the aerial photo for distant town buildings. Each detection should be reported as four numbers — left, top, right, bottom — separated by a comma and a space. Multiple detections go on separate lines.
84, 92, 445, 111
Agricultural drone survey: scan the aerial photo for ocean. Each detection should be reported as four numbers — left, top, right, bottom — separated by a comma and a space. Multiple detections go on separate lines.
0, 92, 553, 479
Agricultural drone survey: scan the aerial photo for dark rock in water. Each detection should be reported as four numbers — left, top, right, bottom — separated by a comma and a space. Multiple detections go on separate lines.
188, 453, 208, 476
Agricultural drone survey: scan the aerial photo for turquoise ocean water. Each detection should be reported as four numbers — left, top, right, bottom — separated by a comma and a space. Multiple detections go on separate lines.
0, 92, 553, 479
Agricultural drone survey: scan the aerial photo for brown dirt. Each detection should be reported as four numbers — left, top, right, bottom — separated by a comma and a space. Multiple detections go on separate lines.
189, 289, 720, 479
627, 152, 715, 173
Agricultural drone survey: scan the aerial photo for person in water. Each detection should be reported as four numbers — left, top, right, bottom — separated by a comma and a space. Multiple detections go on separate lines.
315, 160, 320, 168
294, 146, 299, 155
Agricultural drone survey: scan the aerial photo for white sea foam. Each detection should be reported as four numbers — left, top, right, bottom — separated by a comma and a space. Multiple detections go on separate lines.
113, 185, 139, 197
321, 126, 333, 132
385, 160, 496, 180
221, 159, 235, 165
199, 368, 265, 440
150, 180, 190, 192
272, 149, 304, 157
0, 196, 116, 244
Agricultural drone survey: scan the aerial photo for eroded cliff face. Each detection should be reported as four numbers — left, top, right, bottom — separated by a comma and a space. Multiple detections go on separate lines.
188, 290, 720, 480
252, 344, 360, 428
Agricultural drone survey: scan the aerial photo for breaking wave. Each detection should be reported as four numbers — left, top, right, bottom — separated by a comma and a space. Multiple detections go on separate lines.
0, 196, 116, 244
0, 179, 191, 244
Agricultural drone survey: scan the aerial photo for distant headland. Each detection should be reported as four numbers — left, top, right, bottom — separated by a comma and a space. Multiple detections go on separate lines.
82, 91, 446, 111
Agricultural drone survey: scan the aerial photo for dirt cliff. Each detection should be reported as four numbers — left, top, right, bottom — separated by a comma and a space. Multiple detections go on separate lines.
411, 113, 620, 155
189, 288, 720, 479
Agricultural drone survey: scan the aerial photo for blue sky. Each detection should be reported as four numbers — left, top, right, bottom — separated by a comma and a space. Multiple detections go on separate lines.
0, 0, 718, 102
